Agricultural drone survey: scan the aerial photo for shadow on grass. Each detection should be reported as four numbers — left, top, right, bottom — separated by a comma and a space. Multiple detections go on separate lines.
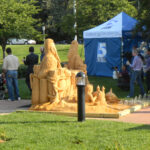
126, 124, 150, 131
58, 48, 68, 52
0, 120, 76, 125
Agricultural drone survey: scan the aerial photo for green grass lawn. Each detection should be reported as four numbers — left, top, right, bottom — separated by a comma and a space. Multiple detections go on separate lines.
0, 44, 145, 99
0, 44, 85, 64
0, 112, 150, 150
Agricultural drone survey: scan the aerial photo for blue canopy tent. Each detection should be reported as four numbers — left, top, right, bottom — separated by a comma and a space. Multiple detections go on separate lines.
83, 12, 141, 77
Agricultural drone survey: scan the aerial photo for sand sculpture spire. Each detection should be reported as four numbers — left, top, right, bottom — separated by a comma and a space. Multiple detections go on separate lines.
67, 40, 87, 73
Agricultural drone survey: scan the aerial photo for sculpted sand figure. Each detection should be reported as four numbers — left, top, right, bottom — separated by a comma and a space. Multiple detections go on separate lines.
38, 39, 62, 105
67, 40, 87, 73
105, 88, 120, 104
30, 39, 79, 111
30, 39, 62, 109
94, 86, 107, 105
85, 84, 96, 103
93, 85, 100, 97
101, 86, 107, 105
38, 39, 61, 79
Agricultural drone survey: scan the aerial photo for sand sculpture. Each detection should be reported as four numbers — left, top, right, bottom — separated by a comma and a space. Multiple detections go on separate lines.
66, 40, 87, 74
30, 39, 79, 111
105, 89, 120, 104
85, 85, 107, 106
94, 86, 107, 106
30, 38, 129, 114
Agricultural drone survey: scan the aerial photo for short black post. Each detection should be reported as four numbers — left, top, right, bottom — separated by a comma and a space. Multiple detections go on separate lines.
76, 72, 86, 122
77, 85, 85, 122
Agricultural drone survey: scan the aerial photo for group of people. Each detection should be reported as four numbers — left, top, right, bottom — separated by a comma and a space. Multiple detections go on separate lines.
116, 46, 150, 98
2, 46, 44, 101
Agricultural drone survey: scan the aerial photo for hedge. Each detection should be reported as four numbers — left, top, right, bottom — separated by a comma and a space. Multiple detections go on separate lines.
0, 64, 27, 78
18, 65, 28, 78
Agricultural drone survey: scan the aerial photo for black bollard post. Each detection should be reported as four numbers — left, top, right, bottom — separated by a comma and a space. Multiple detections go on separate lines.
76, 72, 86, 122
77, 85, 85, 122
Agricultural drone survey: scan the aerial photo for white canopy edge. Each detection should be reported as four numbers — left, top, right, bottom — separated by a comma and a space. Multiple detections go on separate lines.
83, 31, 122, 39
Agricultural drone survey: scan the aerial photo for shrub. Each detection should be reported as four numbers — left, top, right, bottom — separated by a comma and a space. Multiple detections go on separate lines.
0, 64, 27, 78
18, 65, 27, 78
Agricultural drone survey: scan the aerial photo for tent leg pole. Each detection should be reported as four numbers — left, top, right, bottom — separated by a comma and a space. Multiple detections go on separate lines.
121, 38, 124, 68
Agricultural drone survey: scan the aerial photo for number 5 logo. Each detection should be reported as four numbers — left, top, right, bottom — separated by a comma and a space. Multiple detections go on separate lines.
97, 43, 107, 58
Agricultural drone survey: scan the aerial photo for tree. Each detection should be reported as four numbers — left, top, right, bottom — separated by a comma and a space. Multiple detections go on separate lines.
0, 0, 41, 58
35, 0, 71, 41
136, 0, 150, 40
128, 0, 140, 10
61, 0, 137, 39
59, 0, 75, 40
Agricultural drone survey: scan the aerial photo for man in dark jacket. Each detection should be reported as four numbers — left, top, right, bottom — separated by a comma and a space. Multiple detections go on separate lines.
23, 46, 38, 93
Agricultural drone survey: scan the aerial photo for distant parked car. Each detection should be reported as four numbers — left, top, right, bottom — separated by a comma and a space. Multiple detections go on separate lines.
27, 39, 36, 45
7, 38, 28, 45
7, 38, 36, 45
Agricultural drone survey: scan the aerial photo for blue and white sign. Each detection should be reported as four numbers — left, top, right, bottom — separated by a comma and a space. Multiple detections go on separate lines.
97, 42, 107, 62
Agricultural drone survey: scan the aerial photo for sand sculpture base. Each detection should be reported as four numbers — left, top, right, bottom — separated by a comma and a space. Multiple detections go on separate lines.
29, 101, 133, 118
28, 100, 150, 118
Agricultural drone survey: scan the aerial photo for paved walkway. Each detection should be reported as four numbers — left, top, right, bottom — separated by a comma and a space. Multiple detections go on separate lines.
95, 107, 150, 125
0, 100, 150, 125
0, 100, 31, 114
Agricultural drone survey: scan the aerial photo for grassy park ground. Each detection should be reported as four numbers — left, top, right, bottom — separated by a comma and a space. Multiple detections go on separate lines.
0, 44, 84, 64
0, 112, 150, 150
0, 44, 149, 150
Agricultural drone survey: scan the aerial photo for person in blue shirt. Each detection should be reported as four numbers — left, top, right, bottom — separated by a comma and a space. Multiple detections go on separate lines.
126, 49, 145, 98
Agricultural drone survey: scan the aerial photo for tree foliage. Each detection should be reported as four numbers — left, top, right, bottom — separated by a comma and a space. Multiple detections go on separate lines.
36, 0, 71, 41
0, 0, 41, 58
136, 0, 150, 40
0, 0, 139, 51
61, 0, 137, 39
35, 0, 137, 41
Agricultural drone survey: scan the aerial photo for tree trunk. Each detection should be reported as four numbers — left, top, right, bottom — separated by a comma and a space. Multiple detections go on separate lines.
1, 44, 6, 58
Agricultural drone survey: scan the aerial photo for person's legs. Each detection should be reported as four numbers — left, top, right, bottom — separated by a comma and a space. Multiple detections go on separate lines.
6, 71, 14, 100
25, 74, 31, 92
129, 71, 137, 97
141, 69, 144, 82
146, 71, 150, 93
12, 71, 20, 99
137, 71, 145, 96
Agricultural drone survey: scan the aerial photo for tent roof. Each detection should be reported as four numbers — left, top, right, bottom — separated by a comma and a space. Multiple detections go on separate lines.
83, 12, 137, 38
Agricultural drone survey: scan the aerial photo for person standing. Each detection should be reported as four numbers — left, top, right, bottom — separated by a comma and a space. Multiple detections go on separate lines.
40, 46, 45, 62
23, 46, 38, 93
145, 48, 150, 94
2, 48, 20, 101
126, 49, 145, 98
